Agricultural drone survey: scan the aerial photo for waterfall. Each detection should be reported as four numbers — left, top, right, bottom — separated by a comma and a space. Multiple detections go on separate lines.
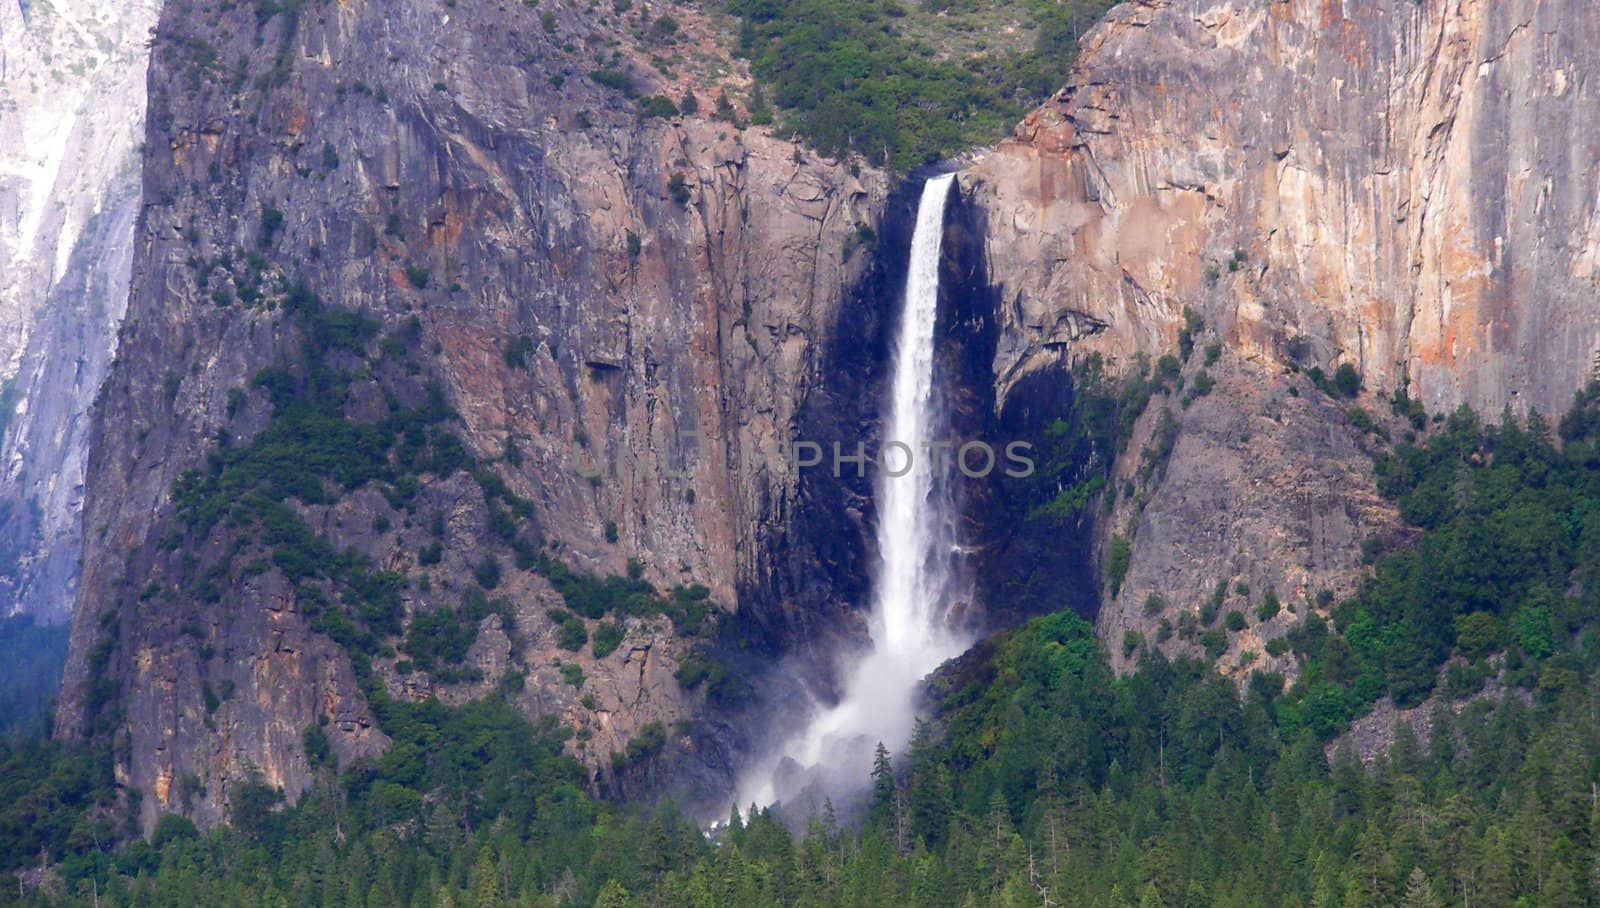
738, 173, 967, 812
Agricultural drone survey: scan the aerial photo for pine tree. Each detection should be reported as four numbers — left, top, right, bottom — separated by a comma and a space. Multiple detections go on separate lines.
425, 800, 463, 852
908, 762, 953, 848
1136, 836, 1178, 903
1399, 868, 1440, 908
905, 720, 953, 847
1344, 819, 1396, 907
1543, 860, 1583, 908
594, 880, 632, 908
869, 743, 896, 829
641, 813, 675, 879
1474, 827, 1515, 908
983, 790, 1018, 892
469, 850, 503, 908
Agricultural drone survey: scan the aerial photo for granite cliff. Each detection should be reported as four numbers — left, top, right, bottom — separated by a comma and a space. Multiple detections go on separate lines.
58, 0, 1600, 828
0, 0, 159, 620
56, 0, 889, 829
962, 0, 1600, 671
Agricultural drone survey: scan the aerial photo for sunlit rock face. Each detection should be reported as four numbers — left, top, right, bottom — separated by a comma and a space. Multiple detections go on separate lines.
970, 0, 1600, 419
963, 0, 1600, 673
0, 0, 161, 620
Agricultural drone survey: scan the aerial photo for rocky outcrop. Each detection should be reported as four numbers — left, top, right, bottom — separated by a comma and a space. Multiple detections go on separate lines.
962, 0, 1600, 667
0, 0, 160, 620
57, 0, 887, 829
1095, 354, 1406, 675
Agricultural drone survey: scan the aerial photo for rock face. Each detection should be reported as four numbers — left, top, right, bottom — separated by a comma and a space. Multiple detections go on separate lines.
962, 0, 1600, 666
56, 0, 887, 829
0, 0, 160, 620
1093, 357, 1407, 675
971, 0, 1600, 418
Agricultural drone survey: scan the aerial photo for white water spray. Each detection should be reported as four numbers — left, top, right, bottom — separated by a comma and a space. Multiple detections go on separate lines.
739, 173, 967, 810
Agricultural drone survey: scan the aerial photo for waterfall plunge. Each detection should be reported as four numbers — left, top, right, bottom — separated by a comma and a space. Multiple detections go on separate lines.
739, 174, 967, 812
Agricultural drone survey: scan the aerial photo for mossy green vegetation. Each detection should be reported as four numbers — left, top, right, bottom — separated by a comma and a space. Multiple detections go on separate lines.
1277, 385, 1600, 737
729, 0, 1118, 169
1018, 354, 1146, 528
402, 591, 514, 682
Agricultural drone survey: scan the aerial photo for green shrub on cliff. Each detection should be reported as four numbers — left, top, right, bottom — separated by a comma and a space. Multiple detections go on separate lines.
403, 592, 513, 681
638, 94, 678, 119
591, 621, 626, 658
1105, 535, 1131, 598
555, 614, 588, 652
728, 0, 1117, 169
1333, 362, 1362, 398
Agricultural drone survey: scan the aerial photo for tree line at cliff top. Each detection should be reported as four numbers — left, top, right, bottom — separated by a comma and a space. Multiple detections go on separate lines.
729, 0, 1118, 170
